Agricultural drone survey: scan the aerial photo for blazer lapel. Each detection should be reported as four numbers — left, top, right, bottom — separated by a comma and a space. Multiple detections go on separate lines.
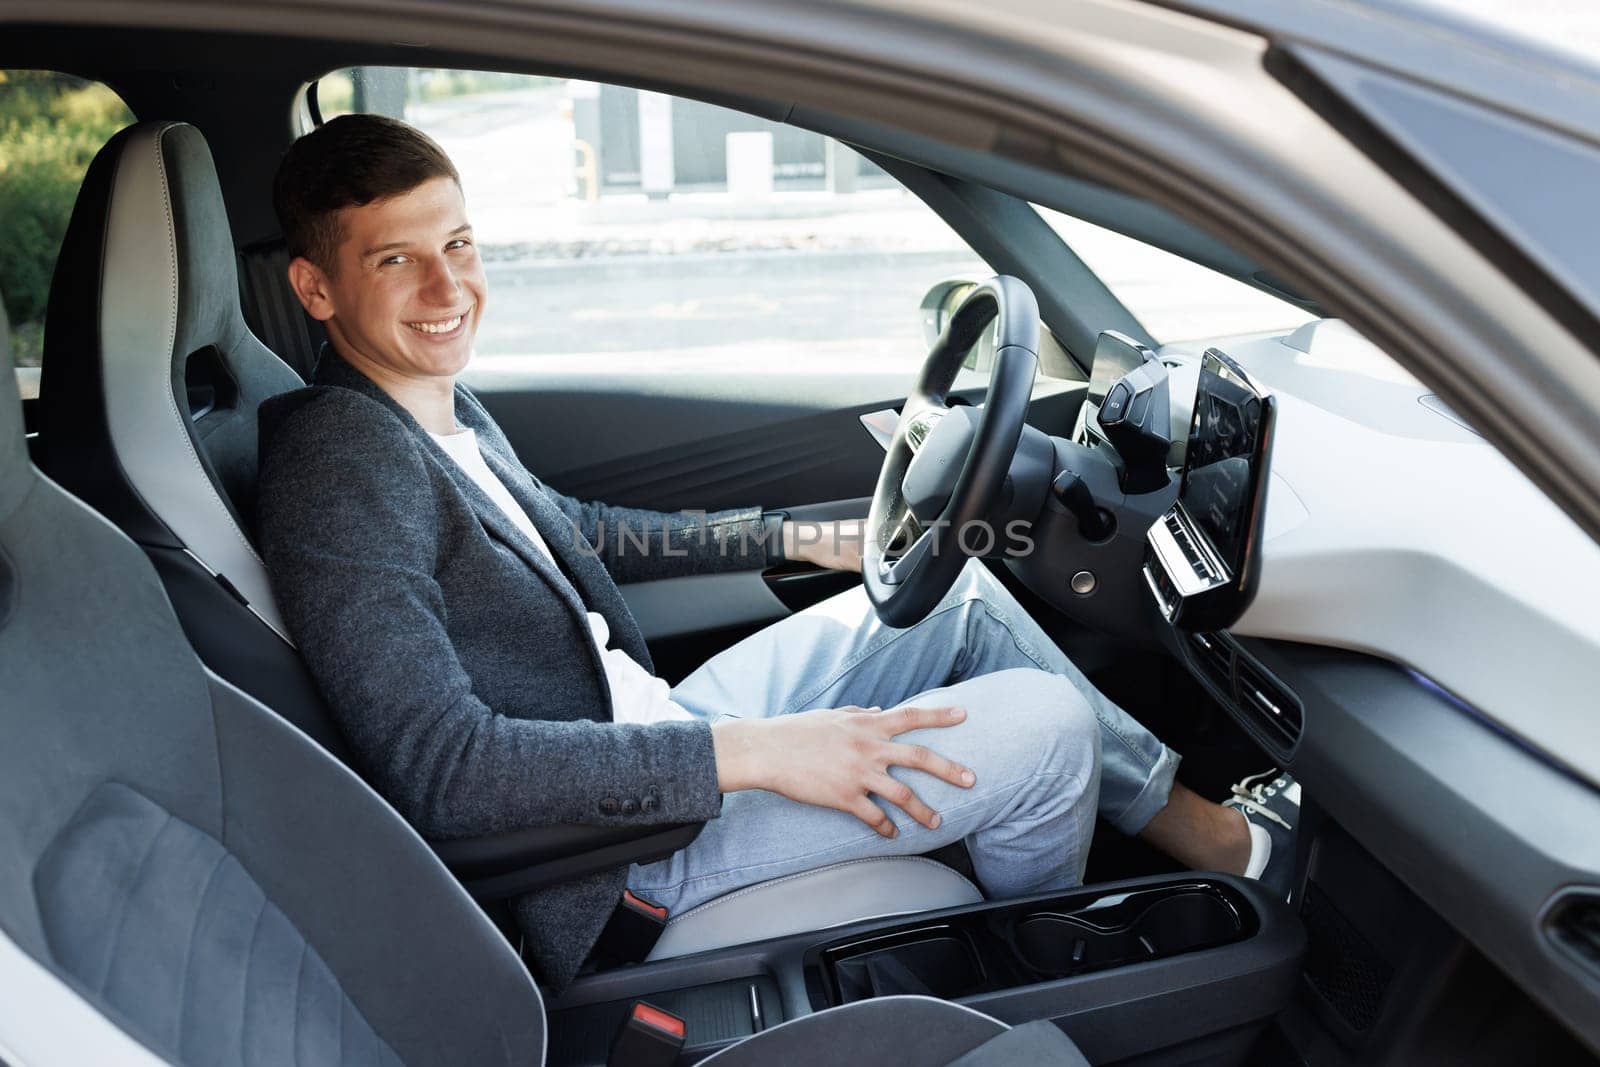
436, 443, 575, 593
310, 352, 597, 639
462, 399, 656, 675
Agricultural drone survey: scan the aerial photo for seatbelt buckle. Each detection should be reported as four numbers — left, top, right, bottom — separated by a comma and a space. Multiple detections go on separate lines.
595, 889, 669, 964
607, 1001, 685, 1067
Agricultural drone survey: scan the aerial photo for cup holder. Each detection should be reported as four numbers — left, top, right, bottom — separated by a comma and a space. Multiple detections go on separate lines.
1011, 887, 1243, 979
812, 878, 1257, 1008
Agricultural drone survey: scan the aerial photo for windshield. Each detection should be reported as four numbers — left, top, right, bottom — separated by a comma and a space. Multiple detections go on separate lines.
1033, 205, 1317, 345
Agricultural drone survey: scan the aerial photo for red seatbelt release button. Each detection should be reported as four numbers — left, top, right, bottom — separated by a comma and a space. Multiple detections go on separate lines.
607, 1001, 686, 1067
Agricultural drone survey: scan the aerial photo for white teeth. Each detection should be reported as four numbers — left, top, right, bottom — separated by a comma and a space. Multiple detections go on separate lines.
407, 315, 462, 334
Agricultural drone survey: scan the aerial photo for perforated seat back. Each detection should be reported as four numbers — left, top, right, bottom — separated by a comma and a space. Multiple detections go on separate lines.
37, 120, 350, 757
0, 303, 544, 1065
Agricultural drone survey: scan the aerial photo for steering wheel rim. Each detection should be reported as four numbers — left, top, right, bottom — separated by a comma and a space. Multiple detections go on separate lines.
863, 275, 1040, 627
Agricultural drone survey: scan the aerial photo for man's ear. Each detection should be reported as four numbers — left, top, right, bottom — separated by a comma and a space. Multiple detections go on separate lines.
286, 256, 337, 322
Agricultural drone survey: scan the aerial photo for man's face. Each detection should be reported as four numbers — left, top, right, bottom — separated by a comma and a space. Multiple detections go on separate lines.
293, 176, 487, 383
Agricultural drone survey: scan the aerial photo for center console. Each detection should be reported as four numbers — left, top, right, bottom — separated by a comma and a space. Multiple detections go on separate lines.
545, 871, 1306, 1065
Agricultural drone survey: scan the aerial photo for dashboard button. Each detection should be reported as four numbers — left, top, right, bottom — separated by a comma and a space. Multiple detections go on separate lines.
1099, 382, 1132, 424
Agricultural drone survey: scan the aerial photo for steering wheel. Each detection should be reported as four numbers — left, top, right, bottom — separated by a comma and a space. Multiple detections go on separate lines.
864, 275, 1040, 627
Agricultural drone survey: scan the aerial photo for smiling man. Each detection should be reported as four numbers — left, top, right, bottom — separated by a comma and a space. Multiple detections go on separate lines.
256, 114, 1290, 991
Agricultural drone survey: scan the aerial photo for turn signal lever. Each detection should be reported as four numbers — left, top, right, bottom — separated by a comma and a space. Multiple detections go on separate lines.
1097, 359, 1172, 495
1051, 466, 1115, 542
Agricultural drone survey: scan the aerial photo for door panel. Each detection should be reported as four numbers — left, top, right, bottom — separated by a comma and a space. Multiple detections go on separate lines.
469, 366, 961, 511
621, 570, 789, 640
467, 365, 1084, 513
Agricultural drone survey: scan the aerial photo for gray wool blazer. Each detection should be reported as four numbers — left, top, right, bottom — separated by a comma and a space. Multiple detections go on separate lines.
256, 351, 775, 990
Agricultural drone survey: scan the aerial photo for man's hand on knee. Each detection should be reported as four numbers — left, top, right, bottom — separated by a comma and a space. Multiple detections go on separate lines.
712, 704, 976, 836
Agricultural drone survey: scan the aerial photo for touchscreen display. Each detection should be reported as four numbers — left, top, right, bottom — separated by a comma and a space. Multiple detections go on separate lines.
1179, 348, 1267, 574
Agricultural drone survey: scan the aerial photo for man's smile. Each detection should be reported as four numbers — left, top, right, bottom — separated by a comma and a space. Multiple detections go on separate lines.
405, 305, 472, 335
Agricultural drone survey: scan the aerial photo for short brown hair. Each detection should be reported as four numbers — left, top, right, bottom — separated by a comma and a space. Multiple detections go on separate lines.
272, 113, 460, 273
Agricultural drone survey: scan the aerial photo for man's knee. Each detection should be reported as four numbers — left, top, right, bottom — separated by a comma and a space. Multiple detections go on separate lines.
939, 557, 999, 611
965, 668, 1099, 777
1016, 669, 1097, 751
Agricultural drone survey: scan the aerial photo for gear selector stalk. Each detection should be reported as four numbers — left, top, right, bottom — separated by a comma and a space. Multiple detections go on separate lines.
1097, 360, 1173, 495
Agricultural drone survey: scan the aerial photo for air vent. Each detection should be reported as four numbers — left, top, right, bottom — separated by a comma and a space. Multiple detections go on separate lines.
1185, 631, 1233, 694
1545, 891, 1600, 981
1235, 656, 1304, 751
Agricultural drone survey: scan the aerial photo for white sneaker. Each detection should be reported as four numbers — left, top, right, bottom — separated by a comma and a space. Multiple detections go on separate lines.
1224, 769, 1300, 899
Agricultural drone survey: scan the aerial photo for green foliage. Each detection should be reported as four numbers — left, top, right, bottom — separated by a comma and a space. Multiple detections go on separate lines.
315, 70, 355, 118
0, 71, 132, 367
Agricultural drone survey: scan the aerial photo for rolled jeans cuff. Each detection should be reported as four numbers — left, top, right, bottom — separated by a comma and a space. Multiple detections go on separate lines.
1109, 744, 1181, 836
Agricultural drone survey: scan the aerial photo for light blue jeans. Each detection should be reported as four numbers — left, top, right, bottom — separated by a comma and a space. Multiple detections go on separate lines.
628, 559, 1179, 914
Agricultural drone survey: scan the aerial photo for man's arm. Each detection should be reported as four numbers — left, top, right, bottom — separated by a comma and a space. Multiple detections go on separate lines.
541, 485, 778, 585
257, 391, 724, 839
779, 517, 865, 573
546, 484, 868, 580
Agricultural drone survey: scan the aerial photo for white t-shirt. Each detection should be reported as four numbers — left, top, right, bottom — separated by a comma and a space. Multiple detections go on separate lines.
429, 428, 691, 726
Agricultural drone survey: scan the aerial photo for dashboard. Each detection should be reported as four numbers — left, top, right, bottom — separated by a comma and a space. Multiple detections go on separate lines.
1074, 318, 1600, 792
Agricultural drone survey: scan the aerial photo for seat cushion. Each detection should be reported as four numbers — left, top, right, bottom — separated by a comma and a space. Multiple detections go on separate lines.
646, 856, 982, 961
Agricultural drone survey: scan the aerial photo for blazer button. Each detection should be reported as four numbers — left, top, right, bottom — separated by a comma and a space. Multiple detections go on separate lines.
599, 797, 620, 816
621, 798, 640, 816
640, 793, 660, 814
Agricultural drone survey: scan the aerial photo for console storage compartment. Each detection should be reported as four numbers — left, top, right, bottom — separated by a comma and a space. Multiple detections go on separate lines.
546, 974, 782, 1064
829, 925, 990, 1002
809, 874, 1302, 1065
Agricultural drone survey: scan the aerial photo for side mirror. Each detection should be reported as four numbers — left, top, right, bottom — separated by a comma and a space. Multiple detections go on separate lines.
918, 277, 994, 371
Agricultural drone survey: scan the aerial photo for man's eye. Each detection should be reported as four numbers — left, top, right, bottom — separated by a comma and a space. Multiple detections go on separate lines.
447, 238, 473, 252
380, 255, 408, 267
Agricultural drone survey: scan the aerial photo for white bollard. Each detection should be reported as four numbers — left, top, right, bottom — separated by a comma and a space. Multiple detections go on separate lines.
725, 131, 774, 199
638, 90, 675, 199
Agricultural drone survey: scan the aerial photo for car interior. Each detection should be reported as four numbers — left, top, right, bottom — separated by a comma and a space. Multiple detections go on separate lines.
3, 10, 1600, 1067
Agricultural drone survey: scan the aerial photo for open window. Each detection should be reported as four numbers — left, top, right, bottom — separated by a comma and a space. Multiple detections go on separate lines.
0, 70, 133, 431
308, 66, 991, 379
